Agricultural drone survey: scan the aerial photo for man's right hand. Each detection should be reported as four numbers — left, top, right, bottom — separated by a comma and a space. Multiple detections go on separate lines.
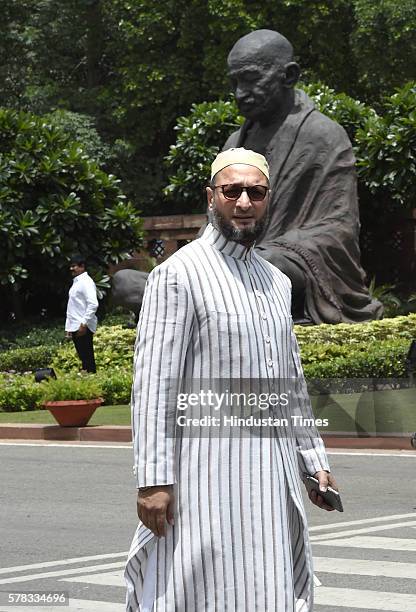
137, 485, 175, 538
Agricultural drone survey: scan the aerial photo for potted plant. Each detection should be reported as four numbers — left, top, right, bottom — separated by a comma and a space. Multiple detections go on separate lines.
41, 374, 103, 427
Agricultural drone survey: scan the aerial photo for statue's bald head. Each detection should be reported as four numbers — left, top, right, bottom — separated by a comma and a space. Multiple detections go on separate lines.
228, 29, 294, 69
227, 30, 299, 123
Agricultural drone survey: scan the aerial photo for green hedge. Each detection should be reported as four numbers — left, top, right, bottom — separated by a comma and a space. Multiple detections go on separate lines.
50, 315, 415, 376
3, 309, 414, 377
0, 374, 44, 412
99, 369, 132, 405
1, 314, 415, 412
302, 339, 409, 379
52, 325, 136, 372
294, 313, 416, 346
0, 345, 55, 373
0, 368, 131, 412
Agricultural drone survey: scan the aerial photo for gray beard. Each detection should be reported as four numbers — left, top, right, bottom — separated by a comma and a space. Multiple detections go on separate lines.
209, 206, 268, 245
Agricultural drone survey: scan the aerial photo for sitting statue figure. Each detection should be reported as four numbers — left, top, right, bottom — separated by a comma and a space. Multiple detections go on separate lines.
224, 29, 383, 323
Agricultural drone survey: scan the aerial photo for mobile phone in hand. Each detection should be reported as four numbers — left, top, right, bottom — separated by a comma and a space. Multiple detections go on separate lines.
302, 474, 344, 512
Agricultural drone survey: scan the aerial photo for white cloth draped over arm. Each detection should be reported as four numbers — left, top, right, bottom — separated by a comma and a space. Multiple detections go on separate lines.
289, 327, 331, 476
131, 263, 195, 488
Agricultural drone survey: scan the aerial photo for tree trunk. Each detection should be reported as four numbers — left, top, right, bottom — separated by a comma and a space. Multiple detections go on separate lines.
85, 0, 103, 89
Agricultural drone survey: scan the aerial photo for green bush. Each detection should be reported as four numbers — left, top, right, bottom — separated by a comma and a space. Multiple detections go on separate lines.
294, 313, 416, 347
356, 82, 416, 209
45, 110, 111, 164
97, 368, 132, 405
0, 345, 55, 373
0, 374, 43, 412
51, 314, 416, 380
52, 325, 136, 372
40, 374, 103, 402
1, 312, 414, 411
0, 369, 132, 412
303, 339, 409, 379
0, 107, 143, 318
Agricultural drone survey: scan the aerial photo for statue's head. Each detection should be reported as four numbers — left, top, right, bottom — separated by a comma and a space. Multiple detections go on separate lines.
227, 29, 300, 123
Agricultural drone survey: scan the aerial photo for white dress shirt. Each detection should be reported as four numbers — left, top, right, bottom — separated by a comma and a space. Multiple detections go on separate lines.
65, 272, 98, 333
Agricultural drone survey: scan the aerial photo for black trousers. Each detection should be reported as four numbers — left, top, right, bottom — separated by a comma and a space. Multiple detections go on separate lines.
72, 328, 96, 373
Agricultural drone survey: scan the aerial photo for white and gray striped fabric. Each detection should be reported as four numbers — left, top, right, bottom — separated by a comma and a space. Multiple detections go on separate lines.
125, 223, 330, 611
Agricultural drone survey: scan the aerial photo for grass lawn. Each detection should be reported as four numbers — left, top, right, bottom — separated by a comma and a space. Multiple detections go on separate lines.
0, 388, 415, 434
0, 405, 131, 426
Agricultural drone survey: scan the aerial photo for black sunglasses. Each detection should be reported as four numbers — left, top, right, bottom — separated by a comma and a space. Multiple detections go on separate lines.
212, 184, 269, 202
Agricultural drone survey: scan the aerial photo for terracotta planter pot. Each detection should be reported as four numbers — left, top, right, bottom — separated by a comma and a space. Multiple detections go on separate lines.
43, 398, 103, 427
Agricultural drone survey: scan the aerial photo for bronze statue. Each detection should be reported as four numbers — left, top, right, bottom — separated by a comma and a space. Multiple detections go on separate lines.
112, 29, 382, 324
224, 29, 382, 323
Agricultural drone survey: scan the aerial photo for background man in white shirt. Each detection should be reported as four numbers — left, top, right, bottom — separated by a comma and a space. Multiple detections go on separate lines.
65, 254, 98, 373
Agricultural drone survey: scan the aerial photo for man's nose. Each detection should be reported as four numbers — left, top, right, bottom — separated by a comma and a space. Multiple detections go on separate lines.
236, 189, 252, 209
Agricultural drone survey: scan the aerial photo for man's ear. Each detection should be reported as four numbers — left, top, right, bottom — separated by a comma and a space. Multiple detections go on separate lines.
206, 186, 214, 209
283, 62, 300, 88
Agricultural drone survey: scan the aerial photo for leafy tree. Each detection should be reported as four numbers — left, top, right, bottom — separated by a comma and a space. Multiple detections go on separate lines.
45, 110, 111, 163
356, 83, 416, 210
1, 0, 414, 216
0, 108, 143, 319
352, 0, 416, 102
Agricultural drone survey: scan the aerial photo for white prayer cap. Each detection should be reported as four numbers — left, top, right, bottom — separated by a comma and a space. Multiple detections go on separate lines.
211, 147, 269, 180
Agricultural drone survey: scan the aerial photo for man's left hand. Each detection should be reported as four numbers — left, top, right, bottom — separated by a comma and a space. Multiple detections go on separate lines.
308, 470, 339, 512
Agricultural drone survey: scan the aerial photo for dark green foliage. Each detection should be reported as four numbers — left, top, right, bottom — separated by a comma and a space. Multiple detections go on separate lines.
0, 1, 414, 214
45, 110, 111, 164
0, 320, 64, 351
0, 107, 143, 318
0, 346, 55, 373
352, 0, 416, 102
356, 83, 416, 209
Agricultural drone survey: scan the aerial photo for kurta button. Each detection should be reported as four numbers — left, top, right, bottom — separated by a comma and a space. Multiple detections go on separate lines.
264, 335, 271, 343
261, 313, 267, 320
267, 359, 273, 366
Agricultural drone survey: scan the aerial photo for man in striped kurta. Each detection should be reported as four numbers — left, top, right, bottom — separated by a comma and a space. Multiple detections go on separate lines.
125, 148, 338, 611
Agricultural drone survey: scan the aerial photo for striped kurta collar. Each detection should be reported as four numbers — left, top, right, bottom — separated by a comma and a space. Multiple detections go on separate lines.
200, 223, 254, 261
